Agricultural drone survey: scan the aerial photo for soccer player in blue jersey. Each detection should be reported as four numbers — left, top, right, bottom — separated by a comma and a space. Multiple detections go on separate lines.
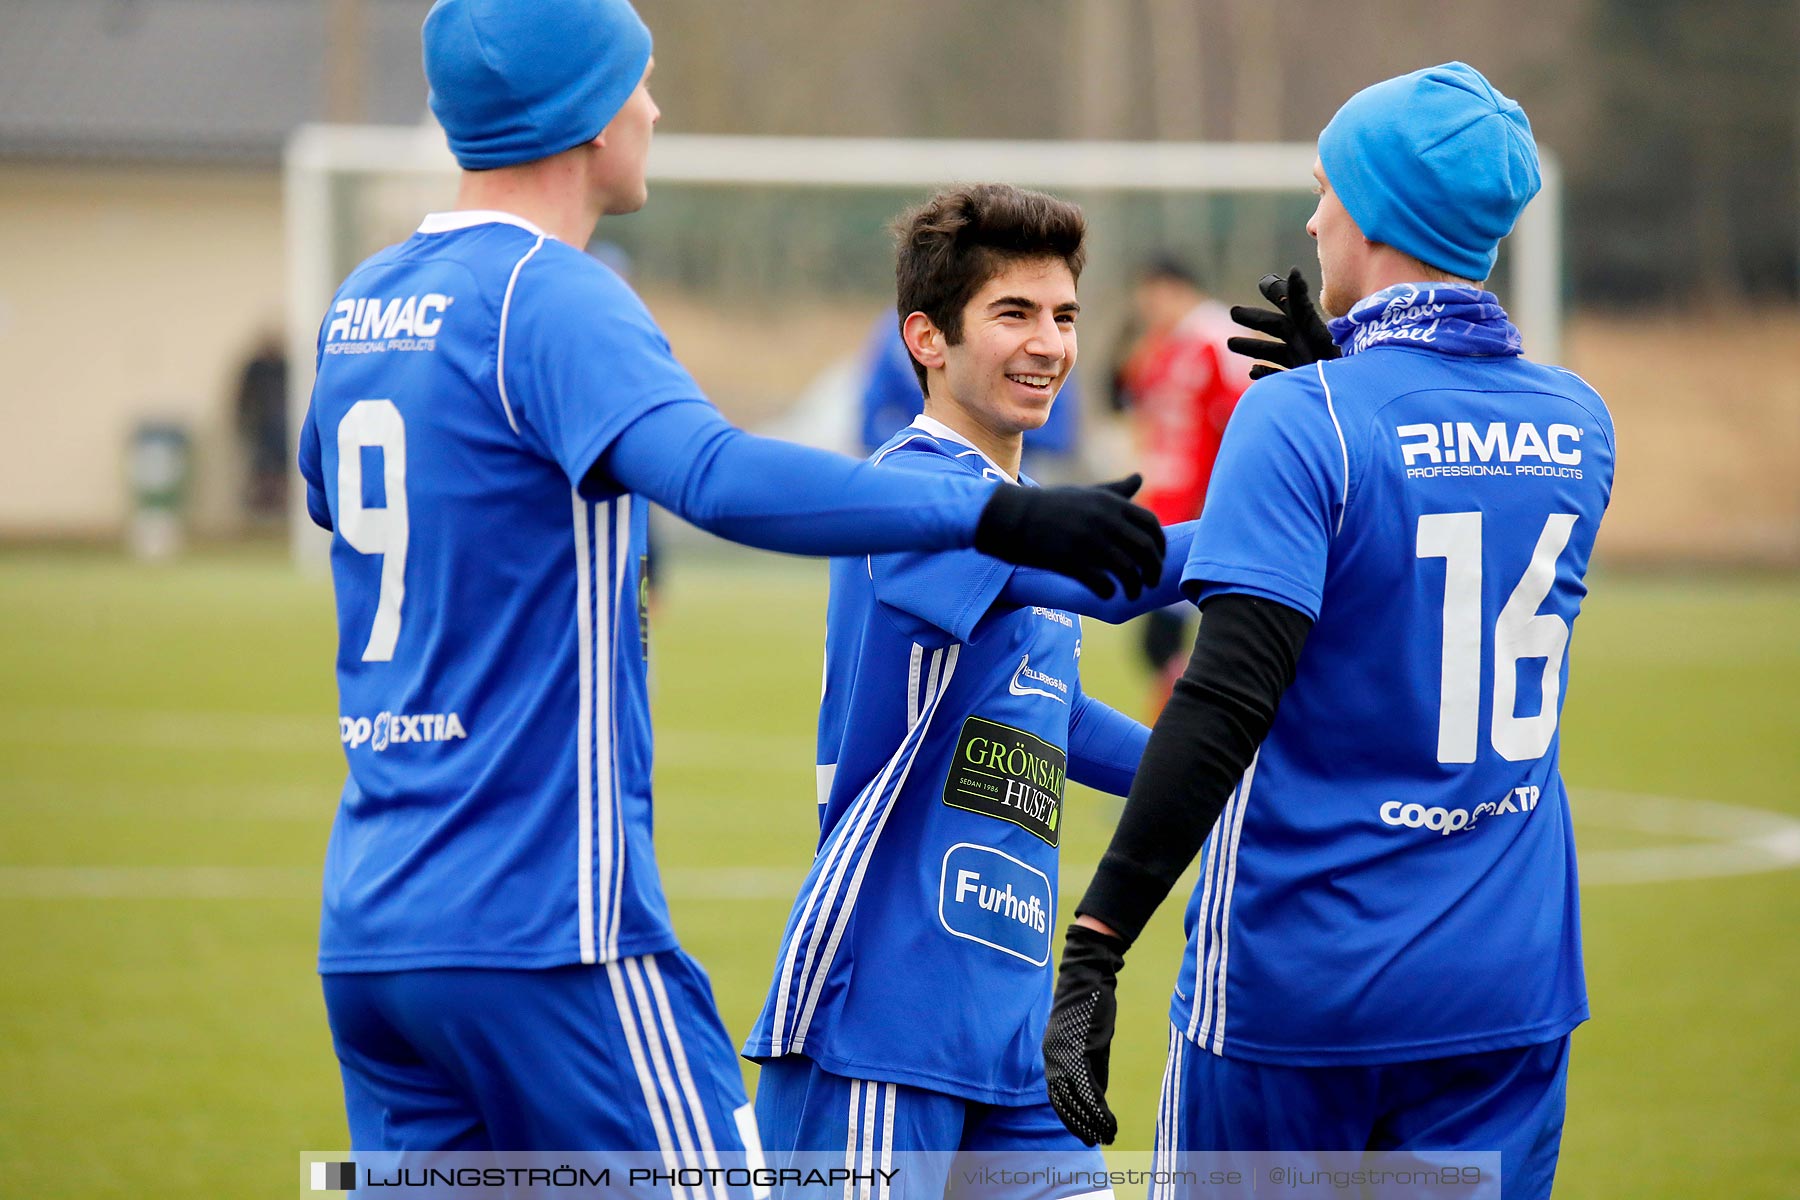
744, 184, 1197, 1199
1042, 64, 1613, 1200
297, 0, 1166, 1162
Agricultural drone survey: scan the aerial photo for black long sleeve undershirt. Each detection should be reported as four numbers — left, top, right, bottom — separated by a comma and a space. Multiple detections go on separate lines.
1076, 591, 1313, 946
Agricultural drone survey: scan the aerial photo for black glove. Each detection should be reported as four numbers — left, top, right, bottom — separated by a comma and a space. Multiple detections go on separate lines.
975, 475, 1164, 601
1226, 266, 1340, 381
1042, 923, 1128, 1146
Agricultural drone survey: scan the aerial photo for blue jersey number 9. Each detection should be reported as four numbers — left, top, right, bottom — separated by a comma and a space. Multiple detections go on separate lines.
336, 399, 408, 662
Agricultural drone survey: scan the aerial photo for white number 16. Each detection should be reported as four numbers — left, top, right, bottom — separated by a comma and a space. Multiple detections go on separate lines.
336, 399, 408, 662
1416, 511, 1577, 764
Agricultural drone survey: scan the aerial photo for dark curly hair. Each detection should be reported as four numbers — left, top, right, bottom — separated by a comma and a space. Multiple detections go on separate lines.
893, 183, 1086, 394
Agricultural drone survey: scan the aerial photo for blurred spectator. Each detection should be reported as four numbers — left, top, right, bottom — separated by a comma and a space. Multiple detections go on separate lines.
1112, 256, 1253, 715
234, 331, 289, 520
858, 314, 1082, 476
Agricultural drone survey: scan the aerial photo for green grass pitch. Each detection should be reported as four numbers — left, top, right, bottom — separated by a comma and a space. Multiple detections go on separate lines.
0, 547, 1795, 1196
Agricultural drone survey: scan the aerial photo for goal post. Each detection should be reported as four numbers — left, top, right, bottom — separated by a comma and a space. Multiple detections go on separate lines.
285, 124, 1563, 564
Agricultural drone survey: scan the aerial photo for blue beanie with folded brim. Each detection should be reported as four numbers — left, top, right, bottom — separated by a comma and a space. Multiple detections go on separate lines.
1318, 62, 1540, 281
424, 0, 652, 171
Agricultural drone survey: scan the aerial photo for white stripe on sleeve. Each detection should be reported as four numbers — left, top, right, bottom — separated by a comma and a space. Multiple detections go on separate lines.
495, 236, 547, 435
574, 495, 595, 964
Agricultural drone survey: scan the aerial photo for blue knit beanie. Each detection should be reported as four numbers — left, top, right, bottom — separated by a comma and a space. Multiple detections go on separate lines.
1317, 62, 1540, 281
423, 0, 653, 171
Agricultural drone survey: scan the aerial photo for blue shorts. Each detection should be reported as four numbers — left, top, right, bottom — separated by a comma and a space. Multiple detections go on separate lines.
323, 950, 761, 1162
1153, 1025, 1568, 1200
754, 1055, 1111, 1200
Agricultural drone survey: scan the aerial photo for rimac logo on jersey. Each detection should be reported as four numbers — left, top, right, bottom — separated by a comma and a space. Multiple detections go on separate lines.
937, 843, 1054, 965
340, 711, 468, 751
1396, 422, 1584, 480
1379, 785, 1542, 836
324, 294, 452, 355
942, 716, 1065, 845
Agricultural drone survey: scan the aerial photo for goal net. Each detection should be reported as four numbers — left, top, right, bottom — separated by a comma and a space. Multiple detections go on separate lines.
285, 125, 1563, 563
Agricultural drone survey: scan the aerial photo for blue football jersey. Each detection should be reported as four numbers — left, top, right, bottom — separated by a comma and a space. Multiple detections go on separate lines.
300, 211, 705, 971
1172, 320, 1615, 1064
745, 419, 1136, 1105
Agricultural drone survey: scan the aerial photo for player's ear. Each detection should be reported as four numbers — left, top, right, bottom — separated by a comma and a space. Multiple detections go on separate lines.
902, 311, 945, 372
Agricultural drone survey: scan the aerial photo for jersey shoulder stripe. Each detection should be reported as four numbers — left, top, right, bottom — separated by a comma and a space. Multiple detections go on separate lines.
495, 234, 549, 435
1313, 362, 1351, 535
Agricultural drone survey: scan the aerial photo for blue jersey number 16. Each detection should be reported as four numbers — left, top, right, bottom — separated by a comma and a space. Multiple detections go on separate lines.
335, 399, 408, 662
1416, 511, 1578, 765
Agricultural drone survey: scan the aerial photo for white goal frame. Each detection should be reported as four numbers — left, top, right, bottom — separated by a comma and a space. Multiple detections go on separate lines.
285, 124, 1563, 563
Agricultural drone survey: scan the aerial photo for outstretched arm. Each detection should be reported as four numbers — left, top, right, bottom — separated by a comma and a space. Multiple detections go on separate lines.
1065, 688, 1150, 798
998, 521, 1198, 622
596, 400, 1165, 595
595, 399, 984, 555
503, 249, 1165, 596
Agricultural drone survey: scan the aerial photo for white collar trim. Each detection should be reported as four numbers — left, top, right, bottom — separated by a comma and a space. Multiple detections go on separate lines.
417, 210, 552, 239
908, 414, 1015, 481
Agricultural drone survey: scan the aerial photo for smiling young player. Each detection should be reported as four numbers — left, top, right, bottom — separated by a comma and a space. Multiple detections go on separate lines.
743, 185, 1196, 1198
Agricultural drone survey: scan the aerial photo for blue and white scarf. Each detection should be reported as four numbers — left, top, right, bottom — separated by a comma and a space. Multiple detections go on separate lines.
1327, 282, 1522, 358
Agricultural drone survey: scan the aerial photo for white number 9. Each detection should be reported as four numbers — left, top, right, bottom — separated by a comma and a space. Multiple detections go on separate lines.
336, 399, 408, 662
